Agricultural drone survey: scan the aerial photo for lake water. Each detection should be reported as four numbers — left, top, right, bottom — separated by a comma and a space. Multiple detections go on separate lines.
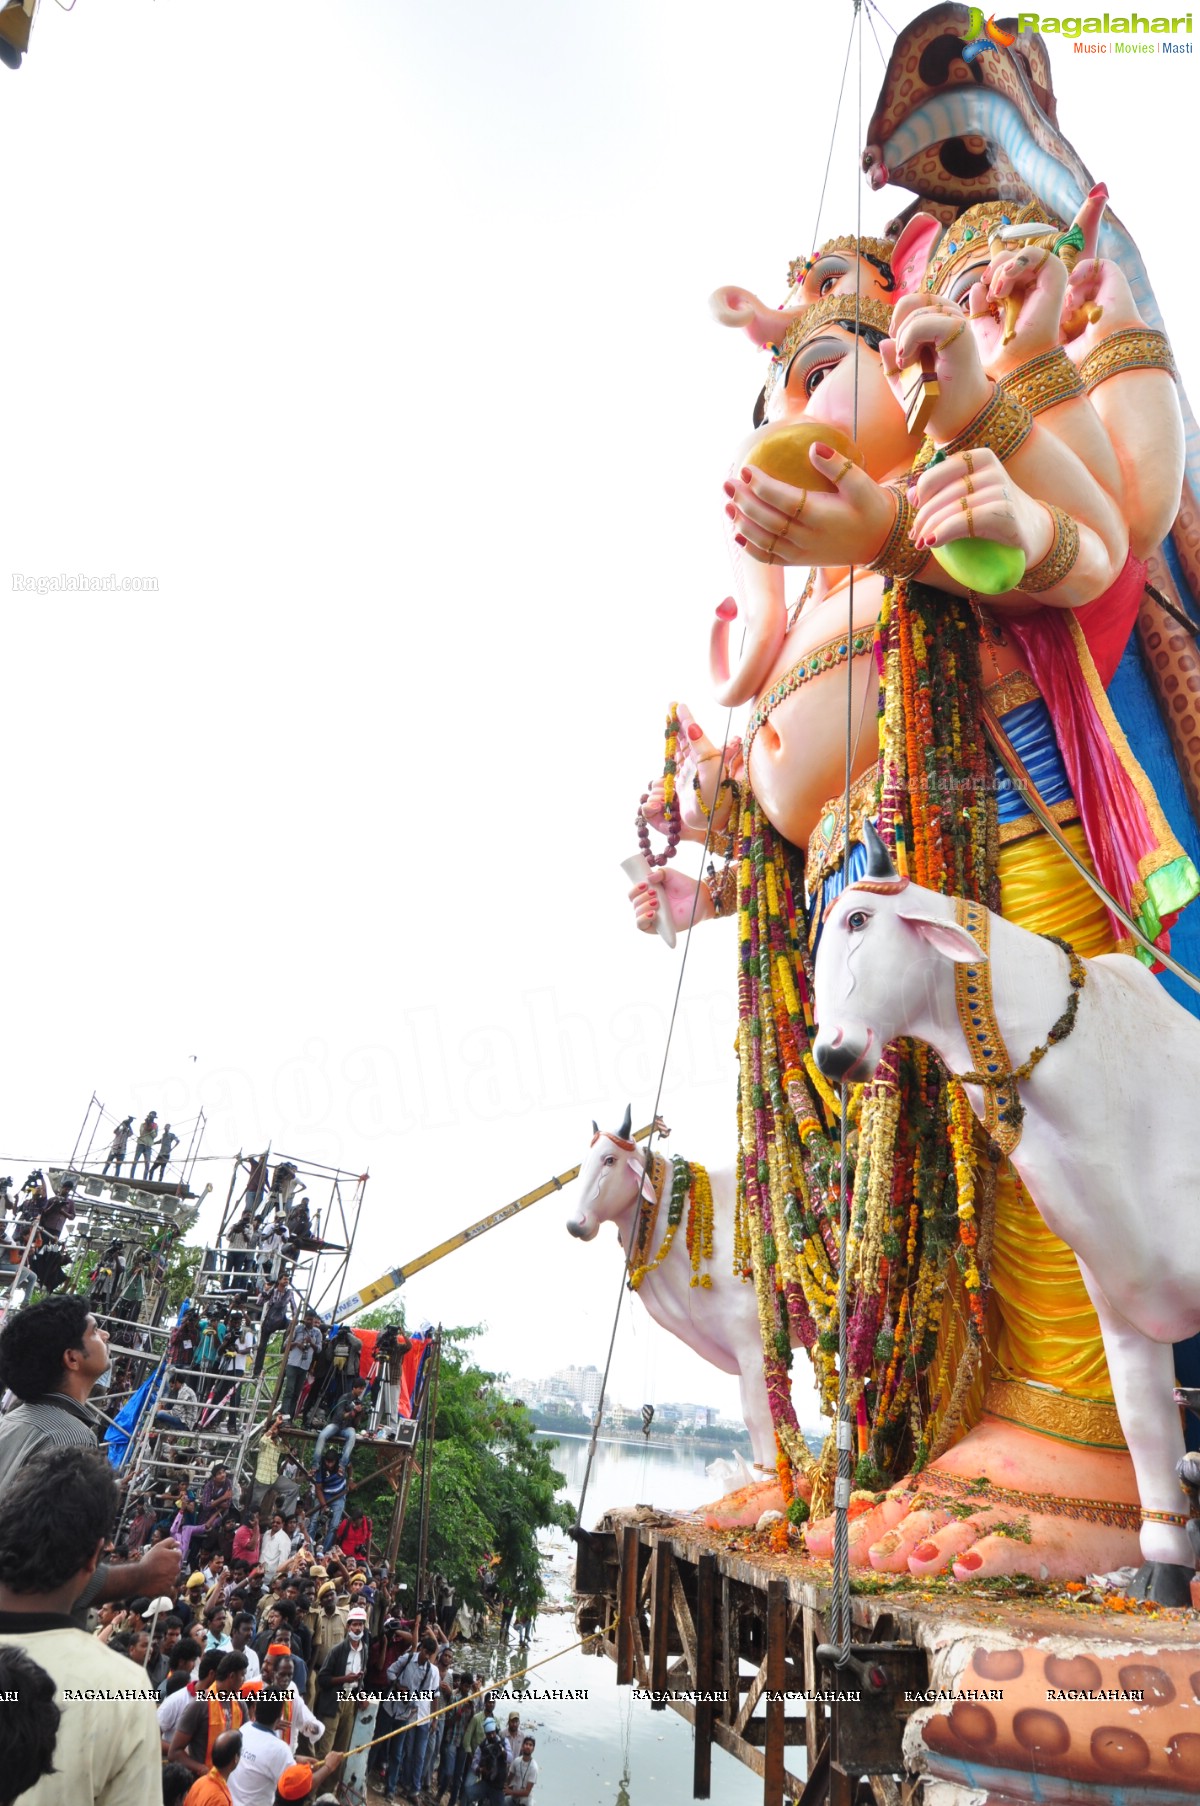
451, 1433, 764, 1806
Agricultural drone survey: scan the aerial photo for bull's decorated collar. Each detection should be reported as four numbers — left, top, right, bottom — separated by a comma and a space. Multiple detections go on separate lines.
950, 900, 1086, 1157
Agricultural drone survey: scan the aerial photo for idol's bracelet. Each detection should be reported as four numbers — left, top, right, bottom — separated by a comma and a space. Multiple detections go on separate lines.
997, 345, 1084, 417
934, 382, 1034, 465
1017, 505, 1081, 594
868, 485, 927, 581
1078, 326, 1176, 394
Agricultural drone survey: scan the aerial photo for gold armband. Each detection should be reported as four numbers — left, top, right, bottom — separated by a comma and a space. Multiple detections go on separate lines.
997, 345, 1085, 416
1078, 326, 1176, 393
867, 485, 927, 580
1017, 505, 1080, 594
937, 383, 1034, 464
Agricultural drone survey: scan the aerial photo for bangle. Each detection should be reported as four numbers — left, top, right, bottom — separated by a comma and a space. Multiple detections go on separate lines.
997, 345, 1085, 416
936, 383, 1034, 464
1078, 326, 1176, 393
867, 485, 927, 580
1017, 506, 1080, 594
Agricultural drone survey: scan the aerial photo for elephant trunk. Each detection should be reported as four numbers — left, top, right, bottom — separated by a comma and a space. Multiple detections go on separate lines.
709, 285, 803, 351
709, 560, 788, 708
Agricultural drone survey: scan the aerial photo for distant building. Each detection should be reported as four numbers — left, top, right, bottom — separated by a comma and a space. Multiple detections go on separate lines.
554, 1363, 604, 1412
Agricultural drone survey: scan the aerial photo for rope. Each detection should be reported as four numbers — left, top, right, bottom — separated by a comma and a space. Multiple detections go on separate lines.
829, 0, 865, 1674
341, 1615, 619, 1758
809, 9, 858, 252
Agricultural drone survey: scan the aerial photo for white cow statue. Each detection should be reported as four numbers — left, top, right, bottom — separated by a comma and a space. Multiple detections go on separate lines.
812, 821, 1200, 1602
566, 1108, 778, 1473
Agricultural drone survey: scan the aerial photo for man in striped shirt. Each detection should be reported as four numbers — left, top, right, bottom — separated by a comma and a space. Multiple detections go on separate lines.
0, 1296, 182, 1619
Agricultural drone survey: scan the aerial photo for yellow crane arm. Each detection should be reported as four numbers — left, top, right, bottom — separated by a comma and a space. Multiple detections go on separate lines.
333, 1122, 662, 1321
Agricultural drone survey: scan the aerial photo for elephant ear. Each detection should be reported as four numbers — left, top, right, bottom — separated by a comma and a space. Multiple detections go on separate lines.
890, 213, 945, 298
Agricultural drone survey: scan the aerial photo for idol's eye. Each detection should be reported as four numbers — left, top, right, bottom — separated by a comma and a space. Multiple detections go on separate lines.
846, 909, 869, 931
806, 254, 850, 300
783, 334, 849, 402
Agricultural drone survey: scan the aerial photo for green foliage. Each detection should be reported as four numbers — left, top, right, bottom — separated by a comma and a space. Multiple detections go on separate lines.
346, 1310, 572, 1613
786, 1496, 809, 1527
164, 1244, 203, 1311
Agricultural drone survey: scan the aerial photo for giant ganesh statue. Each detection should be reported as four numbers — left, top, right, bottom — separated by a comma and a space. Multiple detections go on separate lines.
627, 7, 1200, 1604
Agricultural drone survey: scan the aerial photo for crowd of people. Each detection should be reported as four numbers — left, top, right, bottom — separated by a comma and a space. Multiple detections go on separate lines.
0, 1294, 542, 1806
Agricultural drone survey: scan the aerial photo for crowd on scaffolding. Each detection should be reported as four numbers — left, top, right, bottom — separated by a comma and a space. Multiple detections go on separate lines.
0, 1291, 539, 1806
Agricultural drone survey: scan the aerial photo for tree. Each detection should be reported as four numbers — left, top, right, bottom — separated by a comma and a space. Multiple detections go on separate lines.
163, 1243, 203, 1312
352, 1308, 572, 1610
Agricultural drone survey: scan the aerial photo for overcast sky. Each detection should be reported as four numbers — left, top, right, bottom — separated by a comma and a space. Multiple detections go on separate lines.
3, 1, 1195, 1437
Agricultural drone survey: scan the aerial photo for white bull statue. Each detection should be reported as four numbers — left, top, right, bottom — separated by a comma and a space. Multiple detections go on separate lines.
812, 821, 1199, 1602
566, 1108, 779, 1472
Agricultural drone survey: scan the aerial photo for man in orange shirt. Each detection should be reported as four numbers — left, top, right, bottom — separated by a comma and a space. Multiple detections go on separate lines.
183, 1728, 242, 1805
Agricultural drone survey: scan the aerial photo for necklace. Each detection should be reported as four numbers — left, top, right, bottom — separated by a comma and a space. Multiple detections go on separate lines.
628, 1156, 715, 1292
744, 626, 874, 769
951, 901, 1086, 1155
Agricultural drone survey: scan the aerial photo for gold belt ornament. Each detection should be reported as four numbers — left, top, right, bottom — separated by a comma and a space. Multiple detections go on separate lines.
982, 1377, 1127, 1452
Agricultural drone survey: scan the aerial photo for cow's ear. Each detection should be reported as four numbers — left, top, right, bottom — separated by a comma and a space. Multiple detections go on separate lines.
625, 1156, 657, 1202
896, 907, 985, 964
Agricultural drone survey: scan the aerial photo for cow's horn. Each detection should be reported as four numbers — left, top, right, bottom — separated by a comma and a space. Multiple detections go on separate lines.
618, 1103, 632, 1140
591, 1120, 599, 1136
862, 820, 898, 881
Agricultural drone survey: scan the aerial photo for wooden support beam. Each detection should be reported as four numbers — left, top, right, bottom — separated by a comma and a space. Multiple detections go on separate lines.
670, 1566, 697, 1680
650, 1542, 672, 1706
803, 1603, 825, 1774
616, 1524, 639, 1686
796, 1737, 829, 1806
764, 1580, 787, 1806
694, 1551, 716, 1802
732, 1656, 768, 1740
720, 1574, 736, 1725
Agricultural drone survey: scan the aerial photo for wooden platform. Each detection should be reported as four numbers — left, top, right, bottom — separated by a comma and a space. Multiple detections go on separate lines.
575, 1507, 1200, 1806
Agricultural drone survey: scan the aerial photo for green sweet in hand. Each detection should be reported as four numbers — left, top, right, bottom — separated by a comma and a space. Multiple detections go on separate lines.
933, 539, 1027, 596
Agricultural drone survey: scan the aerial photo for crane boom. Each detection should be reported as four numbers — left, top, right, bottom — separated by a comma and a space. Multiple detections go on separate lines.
332, 1122, 660, 1321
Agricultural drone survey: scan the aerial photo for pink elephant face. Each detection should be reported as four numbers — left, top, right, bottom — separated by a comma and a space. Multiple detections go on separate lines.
766, 323, 917, 481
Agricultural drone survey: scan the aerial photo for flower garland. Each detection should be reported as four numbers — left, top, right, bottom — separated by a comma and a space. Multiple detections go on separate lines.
636, 704, 683, 867
628, 1155, 716, 1292
852, 575, 999, 1476
723, 573, 1004, 1507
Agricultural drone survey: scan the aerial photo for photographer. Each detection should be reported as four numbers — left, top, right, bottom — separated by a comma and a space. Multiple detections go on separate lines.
382, 1626, 442, 1802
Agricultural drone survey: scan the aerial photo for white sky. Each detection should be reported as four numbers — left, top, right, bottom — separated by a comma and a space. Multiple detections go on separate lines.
3, 1, 1196, 1433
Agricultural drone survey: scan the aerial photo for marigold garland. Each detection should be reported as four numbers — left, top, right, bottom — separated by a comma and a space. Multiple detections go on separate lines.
728, 575, 1001, 1499
628, 1155, 716, 1292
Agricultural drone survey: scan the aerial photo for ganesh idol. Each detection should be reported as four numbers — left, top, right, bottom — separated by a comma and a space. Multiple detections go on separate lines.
626, 172, 1200, 1604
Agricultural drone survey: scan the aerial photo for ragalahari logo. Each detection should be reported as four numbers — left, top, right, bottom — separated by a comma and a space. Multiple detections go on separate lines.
961, 8, 1019, 58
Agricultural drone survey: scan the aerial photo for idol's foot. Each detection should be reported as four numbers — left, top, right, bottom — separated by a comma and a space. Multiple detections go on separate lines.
701, 1478, 786, 1530
803, 1417, 1148, 1582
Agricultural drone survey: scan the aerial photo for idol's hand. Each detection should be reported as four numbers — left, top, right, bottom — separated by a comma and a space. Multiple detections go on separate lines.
969, 243, 1068, 372
910, 448, 1052, 567
726, 445, 894, 569
880, 291, 991, 439
1062, 257, 1141, 358
628, 867, 714, 935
